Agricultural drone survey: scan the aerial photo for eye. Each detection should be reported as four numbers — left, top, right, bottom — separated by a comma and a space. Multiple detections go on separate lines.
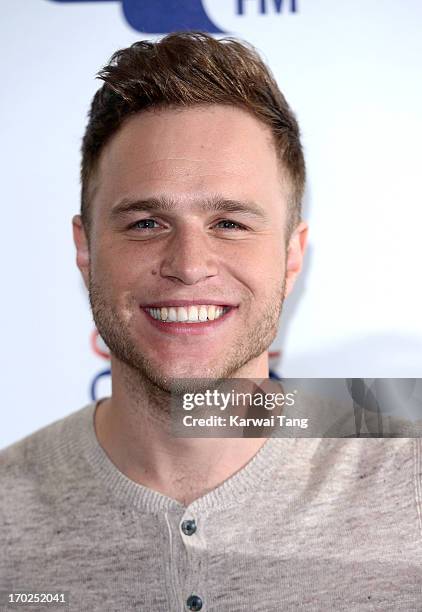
214, 219, 247, 231
129, 219, 160, 230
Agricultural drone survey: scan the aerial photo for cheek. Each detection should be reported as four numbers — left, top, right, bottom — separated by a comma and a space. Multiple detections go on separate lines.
93, 240, 142, 280
228, 240, 286, 285
119, 290, 138, 324
90, 253, 134, 315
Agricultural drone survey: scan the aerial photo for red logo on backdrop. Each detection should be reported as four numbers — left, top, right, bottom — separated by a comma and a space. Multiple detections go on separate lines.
90, 329, 110, 361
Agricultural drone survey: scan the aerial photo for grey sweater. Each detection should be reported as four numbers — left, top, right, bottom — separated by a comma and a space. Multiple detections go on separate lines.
0, 401, 421, 611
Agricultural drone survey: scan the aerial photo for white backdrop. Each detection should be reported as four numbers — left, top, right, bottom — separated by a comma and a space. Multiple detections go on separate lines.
1, 0, 421, 448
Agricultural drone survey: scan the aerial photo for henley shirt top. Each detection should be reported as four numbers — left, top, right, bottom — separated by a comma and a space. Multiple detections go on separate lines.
1, 400, 422, 611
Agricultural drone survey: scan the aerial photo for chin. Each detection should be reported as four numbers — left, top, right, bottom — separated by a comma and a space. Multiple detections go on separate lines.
158, 364, 219, 382
144, 360, 229, 391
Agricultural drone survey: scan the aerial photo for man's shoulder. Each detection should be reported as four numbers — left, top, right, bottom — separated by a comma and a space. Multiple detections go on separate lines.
0, 403, 98, 570
0, 403, 95, 481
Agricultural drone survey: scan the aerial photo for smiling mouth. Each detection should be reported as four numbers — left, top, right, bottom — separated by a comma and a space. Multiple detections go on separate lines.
145, 304, 231, 323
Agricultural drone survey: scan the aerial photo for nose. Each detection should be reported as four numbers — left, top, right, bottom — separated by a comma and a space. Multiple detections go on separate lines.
159, 226, 218, 285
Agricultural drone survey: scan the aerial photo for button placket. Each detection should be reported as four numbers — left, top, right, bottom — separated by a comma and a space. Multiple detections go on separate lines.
180, 514, 204, 609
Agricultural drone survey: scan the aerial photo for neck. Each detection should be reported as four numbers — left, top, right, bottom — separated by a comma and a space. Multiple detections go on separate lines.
94, 353, 271, 506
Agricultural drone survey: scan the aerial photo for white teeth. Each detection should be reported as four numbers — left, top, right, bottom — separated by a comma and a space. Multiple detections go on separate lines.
178, 307, 188, 322
147, 304, 229, 323
198, 306, 208, 322
188, 305, 199, 322
168, 307, 177, 322
208, 305, 216, 321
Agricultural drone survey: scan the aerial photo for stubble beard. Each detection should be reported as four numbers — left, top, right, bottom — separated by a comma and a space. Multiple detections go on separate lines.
88, 269, 286, 398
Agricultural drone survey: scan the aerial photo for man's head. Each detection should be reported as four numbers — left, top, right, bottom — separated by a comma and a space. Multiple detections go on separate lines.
73, 32, 308, 391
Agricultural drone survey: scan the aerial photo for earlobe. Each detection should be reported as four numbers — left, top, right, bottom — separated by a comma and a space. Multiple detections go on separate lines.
72, 214, 90, 289
285, 221, 308, 298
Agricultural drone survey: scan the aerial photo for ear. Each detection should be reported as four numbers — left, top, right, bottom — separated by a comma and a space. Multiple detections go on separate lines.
285, 220, 308, 298
72, 214, 90, 290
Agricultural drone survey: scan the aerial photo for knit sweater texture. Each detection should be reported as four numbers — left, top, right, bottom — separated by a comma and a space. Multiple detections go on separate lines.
1, 401, 421, 611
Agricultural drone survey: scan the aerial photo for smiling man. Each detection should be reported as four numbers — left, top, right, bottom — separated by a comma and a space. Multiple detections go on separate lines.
1, 32, 420, 612
71, 34, 307, 509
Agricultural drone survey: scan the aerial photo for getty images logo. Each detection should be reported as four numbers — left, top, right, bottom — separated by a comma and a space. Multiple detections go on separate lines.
50, 0, 298, 34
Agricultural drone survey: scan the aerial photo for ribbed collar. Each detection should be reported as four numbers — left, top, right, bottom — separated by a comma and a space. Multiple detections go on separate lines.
71, 400, 300, 514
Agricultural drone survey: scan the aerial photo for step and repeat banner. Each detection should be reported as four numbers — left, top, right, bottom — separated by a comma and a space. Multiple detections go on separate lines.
1, 0, 421, 447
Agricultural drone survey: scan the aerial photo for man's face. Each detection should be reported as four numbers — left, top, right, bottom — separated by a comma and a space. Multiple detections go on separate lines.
74, 105, 306, 390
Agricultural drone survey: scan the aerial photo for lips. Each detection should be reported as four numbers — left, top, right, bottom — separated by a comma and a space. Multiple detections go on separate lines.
141, 299, 236, 308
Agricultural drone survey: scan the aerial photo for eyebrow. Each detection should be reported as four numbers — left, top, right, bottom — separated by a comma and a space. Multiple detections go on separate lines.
109, 196, 268, 222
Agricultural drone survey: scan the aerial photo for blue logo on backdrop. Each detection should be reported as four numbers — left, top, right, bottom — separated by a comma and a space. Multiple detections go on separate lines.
49, 0, 298, 34
236, 0, 297, 14
123, 0, 224, 34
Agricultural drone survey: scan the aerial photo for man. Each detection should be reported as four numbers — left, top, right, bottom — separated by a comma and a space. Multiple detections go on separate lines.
0, 32, 420, 611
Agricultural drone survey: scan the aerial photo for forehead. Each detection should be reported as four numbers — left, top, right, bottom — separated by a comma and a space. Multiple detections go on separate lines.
92, 104, 287, 213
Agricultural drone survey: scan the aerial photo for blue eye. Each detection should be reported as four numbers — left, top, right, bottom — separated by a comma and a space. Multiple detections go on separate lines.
131, 219, 159, 230
215, 220, 246, 230
127, 218, 247, 233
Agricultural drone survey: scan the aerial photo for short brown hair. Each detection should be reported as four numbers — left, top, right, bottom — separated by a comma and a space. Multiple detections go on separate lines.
81, 31, 305, 234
